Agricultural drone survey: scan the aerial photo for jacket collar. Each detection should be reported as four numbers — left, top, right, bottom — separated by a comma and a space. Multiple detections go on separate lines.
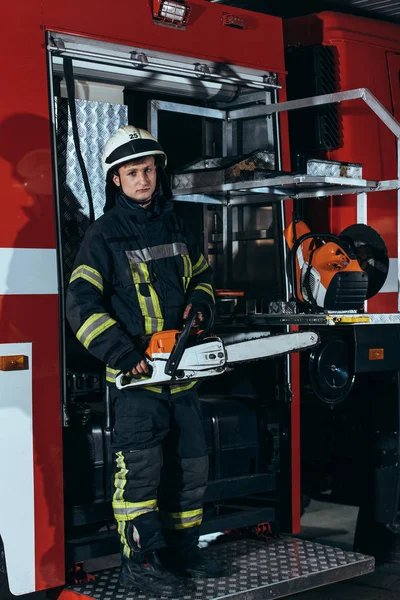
115, 192, 172, 223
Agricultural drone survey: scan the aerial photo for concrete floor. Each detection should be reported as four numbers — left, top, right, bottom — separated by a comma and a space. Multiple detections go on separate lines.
294, 500, 400, 600
2, 500, 400, 599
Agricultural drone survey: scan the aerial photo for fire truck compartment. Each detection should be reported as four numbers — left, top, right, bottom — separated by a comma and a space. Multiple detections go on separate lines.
48, 28, 382, 592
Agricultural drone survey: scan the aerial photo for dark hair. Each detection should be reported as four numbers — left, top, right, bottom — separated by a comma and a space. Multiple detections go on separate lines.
111, 154, 163, 179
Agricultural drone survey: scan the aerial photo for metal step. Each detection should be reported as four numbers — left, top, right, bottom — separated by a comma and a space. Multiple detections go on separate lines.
65, 536, 374, 600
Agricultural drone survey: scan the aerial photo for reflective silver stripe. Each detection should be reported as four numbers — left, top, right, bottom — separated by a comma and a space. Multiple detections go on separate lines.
70, 264, 103, 292
126, 243, 188, 264
130, 262, 164, 334
77, 313, 117, 349
113, 499, 158, 522
113, 504, 157, 518
106, 366, 120, 383
130, 261, 149, 284
113, 453, 128, 502
174, 514, 203, 525
161, 509, 203, 529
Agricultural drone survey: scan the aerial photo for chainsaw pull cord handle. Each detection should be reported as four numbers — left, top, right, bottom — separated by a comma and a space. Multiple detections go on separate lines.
164, 311, 197, 377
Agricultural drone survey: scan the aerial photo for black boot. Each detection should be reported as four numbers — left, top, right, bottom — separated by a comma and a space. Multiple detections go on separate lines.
159, 546, 230, 579
120, 551, 195, 597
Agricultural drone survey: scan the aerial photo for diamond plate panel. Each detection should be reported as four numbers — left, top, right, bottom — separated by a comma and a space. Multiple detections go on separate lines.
68, 537, 374, 600
56, 98, 127, 285
306, 159, 362, 179
172, 150, 276, 192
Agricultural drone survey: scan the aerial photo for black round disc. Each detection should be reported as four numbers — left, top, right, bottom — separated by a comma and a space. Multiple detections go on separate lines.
309, 336, 354, 405
340, 224, 389, 299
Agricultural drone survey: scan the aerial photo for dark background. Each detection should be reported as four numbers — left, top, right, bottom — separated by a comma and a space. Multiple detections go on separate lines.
208, 0, 400, 25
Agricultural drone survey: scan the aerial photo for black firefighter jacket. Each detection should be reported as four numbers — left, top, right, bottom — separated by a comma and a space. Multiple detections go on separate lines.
66, 193, 214, 387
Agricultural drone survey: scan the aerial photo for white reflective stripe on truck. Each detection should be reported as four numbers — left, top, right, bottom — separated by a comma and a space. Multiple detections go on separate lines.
0, 248, 58, 295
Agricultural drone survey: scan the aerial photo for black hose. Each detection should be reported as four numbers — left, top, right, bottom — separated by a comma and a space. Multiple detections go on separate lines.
63, 57, 95, 223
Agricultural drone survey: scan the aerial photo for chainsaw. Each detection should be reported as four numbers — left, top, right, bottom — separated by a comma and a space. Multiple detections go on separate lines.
116, 312, 319, 390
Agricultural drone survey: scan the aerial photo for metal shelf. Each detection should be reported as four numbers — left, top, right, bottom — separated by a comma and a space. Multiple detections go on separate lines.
173, 174, 399, 203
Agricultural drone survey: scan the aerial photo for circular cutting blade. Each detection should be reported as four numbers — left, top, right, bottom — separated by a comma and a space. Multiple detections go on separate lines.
340, 224, 389, 299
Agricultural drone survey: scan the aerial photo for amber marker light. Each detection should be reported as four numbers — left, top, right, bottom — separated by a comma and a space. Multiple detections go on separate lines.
0, 355, 29, 371
368, 348, 384, 361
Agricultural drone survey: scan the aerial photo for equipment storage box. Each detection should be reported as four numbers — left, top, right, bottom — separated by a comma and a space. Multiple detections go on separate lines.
200, 396, 265, 480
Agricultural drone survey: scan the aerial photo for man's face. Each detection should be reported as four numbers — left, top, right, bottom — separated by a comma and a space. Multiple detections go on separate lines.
113, 155, 157, 203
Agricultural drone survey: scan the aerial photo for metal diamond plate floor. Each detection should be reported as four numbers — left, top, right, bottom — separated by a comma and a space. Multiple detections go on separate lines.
67, 537, 374, 600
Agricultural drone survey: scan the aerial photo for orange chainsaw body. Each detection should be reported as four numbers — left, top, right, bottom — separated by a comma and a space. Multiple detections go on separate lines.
284, 220, 365, 308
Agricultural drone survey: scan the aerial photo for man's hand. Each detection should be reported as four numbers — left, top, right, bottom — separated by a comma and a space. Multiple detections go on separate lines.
183, 303, 204, 327
125, 359, 150, 378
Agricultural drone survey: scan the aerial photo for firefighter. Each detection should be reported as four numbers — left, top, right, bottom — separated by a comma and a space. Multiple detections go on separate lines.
66, 125, 227, 596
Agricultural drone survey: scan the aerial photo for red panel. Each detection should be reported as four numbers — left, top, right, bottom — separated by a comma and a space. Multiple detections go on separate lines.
42, 0, 285, 73
290, 345, 301, 534
328, 41, 397, 259
2, 0, 65, 592
0, 295, 64, 589
285, 11, 400, 54
1, 3, 56, 249
280, 80, 301, 533
284, 71, 300, 526
368, 293, 398, 314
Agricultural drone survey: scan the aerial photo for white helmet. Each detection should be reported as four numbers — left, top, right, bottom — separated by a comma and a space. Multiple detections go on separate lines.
102, 125, 167, 179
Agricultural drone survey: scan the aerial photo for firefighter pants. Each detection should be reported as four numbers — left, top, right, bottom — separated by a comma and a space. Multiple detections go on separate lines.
111, 385, 209, 559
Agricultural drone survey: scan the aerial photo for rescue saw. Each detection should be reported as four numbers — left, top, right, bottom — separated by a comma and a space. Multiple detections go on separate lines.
284, 219, 389, 311
116, 313, 319, 390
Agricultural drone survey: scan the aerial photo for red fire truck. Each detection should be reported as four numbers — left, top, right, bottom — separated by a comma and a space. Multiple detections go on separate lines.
1, 1, 399, 598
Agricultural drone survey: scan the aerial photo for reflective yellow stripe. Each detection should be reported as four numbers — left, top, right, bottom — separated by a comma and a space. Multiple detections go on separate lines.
70, 264, 104, 292
113, 451, 128, 503
170, 380, 198, 394
161, 508, 203, 529
106, 366, 163, 391
144, 316, 164, 335
181, 254, 192, 292
113, 499, 158, 522
106, 366, 121, 383
168, 508, 203, 518
76, 313, 117, 349
192, 254, 209, 277
191, 283, 215, 302
173, 519, 202, 530
113, 499, 157, 509
118, 522, 131, 559
144, 385, 163, 393
130, 262, 164, 335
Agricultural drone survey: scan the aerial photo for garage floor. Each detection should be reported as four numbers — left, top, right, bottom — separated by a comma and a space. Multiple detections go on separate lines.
295, 500, 400, 600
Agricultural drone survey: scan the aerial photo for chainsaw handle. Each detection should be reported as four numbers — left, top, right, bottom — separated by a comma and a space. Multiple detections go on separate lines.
164, 311, 197, 377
